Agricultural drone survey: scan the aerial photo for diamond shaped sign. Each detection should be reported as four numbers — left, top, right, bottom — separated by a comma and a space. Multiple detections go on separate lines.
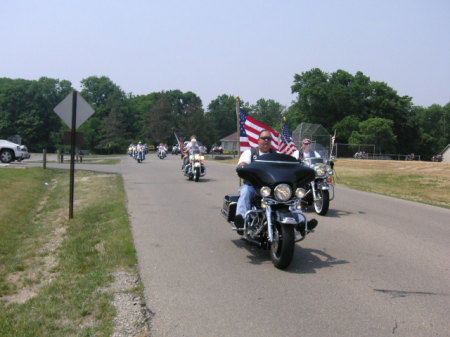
54, 91, 95, 129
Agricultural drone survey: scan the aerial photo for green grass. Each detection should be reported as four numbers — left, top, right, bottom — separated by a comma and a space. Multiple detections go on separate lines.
0, 167, 139, 337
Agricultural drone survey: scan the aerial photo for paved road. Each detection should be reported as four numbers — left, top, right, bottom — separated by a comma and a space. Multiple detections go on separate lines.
23, 155, 450, 337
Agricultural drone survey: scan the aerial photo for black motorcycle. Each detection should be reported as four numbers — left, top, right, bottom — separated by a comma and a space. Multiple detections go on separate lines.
221, 153, 318, 269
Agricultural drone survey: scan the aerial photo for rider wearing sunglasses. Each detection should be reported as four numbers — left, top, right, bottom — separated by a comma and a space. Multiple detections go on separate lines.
234, 130, 276, 231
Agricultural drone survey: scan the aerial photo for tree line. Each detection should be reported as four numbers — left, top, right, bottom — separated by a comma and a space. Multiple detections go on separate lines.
0, 69, 448, 160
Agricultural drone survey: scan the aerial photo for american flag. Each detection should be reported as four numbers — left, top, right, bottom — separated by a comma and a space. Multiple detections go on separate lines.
239, 109, 280, 153
174, 131, 185, 146
279, 123, 298, 156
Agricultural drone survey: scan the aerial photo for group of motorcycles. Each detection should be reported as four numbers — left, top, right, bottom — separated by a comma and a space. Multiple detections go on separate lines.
221, 141, 335, 269
131, 139, 335, 270
127, 144, 147, 163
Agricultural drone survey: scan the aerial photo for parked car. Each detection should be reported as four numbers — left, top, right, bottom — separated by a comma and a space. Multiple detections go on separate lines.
211, 146, 223, 154
0, 139, 31, 163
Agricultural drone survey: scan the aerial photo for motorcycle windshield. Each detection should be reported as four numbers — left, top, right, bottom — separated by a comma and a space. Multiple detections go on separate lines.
303, 143, 329, 165
237, 153, 315, 188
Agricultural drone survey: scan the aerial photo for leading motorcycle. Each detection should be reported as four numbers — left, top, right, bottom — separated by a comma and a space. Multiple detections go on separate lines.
221, 153, 318, 269
183, 148, 206, 182
301, 142, 335, 215
135, 148, 145, 163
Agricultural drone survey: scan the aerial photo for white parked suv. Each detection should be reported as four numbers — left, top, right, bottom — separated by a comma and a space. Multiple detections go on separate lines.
0, 139, 31, 163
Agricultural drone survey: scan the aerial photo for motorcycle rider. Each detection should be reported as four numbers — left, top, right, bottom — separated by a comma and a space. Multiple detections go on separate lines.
234, 130, 276, 229
182, 135, 200, 170
136, 141, 145, 160
298, 138, 312, 161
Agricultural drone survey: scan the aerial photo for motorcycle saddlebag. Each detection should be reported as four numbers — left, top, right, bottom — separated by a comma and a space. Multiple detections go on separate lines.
221, 195, 239, 222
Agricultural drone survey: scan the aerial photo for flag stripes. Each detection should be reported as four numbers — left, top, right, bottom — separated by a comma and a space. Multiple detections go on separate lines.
279, 123, 298, 156
239, 109, 280, 153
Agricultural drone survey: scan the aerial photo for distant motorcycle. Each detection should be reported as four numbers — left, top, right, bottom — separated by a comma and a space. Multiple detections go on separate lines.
302, 142, 335, 215
172, 145, 180, 155
135, 149, 145, 163
157, 148, 167, 159
221, 153, 318, 269
183, 148, 206, 182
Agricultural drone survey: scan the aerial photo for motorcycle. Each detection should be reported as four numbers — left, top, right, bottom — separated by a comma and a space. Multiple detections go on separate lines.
301, 142, 335, 215
183, 148, 206, 182
135, 149, 145, 163
157, 148, 167, 159
221, 153, 318, 269
172, 145, 180, 155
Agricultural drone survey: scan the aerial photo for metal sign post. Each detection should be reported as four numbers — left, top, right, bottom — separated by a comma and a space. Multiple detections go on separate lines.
69, 91, 77, 219
54, 91, 94, 219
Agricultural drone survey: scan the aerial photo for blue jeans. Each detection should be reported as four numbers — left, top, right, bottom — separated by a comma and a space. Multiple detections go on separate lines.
236, 184, 256, 217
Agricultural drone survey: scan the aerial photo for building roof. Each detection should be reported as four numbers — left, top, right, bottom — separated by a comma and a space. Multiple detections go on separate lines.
220, 131, 238, 142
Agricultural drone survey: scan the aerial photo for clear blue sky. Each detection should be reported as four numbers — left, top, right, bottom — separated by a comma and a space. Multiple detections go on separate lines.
1, 0, 449, 109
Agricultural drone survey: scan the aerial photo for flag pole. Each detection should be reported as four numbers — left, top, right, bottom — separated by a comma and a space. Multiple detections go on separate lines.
236, 96, 242, 187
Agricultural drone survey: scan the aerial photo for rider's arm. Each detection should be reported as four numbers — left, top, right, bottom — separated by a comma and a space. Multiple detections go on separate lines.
237, 150, 251, 167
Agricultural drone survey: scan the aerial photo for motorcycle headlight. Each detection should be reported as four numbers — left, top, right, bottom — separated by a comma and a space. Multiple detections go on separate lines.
274, 184, 292, 201
315, 165, 326, 178
200, 155, 205, 160
295, 188, 307, 199
260, 186, 271, 197
327, 167, 334, 176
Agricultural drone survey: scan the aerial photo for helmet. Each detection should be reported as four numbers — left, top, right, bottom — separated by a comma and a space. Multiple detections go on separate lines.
138, 141, 142, 144
302, 138, 312, 145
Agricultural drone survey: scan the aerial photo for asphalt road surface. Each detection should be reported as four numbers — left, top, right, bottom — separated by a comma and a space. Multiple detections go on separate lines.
24, 154, 450, 337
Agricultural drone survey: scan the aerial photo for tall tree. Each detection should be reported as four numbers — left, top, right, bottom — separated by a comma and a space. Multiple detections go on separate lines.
79, 76, 131, 151
349, 118, 397, 153
251, 98, 285, 129
205, 94, 237, 144
291, 68, 413, 153
0, 77, 72, 151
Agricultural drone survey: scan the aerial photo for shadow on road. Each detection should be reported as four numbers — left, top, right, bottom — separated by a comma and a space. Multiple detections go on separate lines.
181, 178, 216, 183
317, 208, 353, 218
232, 239, 348, 273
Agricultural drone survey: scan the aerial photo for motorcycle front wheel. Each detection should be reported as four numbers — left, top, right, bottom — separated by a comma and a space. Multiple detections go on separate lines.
314, 189, 330, 215
270, 222, 295, 269
194, 167, 200, 182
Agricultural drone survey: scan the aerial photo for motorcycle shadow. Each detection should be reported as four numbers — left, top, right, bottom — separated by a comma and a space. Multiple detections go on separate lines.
232, 239, 348, 273
287, 248, 349, 274
305, 208, 353, 218
183, 178, 216, 183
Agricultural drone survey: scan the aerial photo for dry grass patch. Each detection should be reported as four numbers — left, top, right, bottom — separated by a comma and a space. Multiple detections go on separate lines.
334, 159, 450, 208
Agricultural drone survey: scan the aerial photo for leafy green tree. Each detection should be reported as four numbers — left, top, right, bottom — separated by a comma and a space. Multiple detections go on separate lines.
79, 76, 132, 151
0, 77, 72, 151
205, 94, 237, 144
291, 68, 413, 153
132, 90, 207, 147
251, 98, 285, 129
349, 118, 397, 153
332, 115, 360, 143
291, 68, 332, 127
414, 103, 450, 159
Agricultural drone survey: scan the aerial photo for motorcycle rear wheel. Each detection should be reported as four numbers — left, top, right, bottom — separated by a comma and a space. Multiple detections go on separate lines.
314, 189, 329, 216
270, 222, 295, 269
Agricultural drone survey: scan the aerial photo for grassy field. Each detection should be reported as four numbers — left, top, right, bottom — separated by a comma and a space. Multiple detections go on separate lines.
334, 159, 450, 208
0, 167, 140, 337
209, 156, 450, 209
